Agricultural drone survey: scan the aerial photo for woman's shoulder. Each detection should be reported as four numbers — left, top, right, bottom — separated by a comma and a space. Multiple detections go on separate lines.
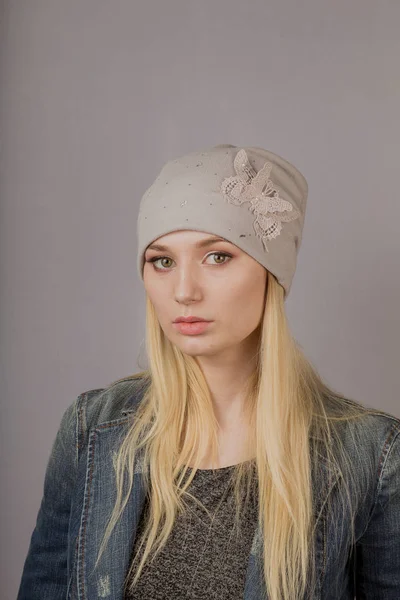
338, 397, 400, 444
75, 371, 151, 431
331, 397, 400, 483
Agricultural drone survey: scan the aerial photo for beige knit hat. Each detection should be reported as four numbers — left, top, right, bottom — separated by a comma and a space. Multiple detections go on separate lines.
137, 143, 308, 298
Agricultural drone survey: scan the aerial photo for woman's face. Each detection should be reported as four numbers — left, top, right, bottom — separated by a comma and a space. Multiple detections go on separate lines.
143, 230, 267, 358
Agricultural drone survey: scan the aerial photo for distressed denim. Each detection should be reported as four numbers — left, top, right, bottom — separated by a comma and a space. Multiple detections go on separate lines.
17, 376, 400, 599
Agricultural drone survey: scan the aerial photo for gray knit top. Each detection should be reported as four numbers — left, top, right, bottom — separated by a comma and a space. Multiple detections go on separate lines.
124, 461, 259, 599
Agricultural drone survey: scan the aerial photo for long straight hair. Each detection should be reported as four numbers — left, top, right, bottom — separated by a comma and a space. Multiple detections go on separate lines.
96, 271, 381, 600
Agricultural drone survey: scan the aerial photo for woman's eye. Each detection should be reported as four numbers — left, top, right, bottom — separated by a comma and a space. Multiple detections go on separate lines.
146, 252, 232, 271
150, 257, 173, 270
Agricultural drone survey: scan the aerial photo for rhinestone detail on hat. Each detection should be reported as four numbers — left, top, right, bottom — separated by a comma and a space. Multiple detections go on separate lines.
220, 149, 300, 252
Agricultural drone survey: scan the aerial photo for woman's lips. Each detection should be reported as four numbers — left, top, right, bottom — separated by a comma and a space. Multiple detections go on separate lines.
173, 321, 212, 335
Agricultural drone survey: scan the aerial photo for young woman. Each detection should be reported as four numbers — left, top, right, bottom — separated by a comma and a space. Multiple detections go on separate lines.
17, 144, 400, 600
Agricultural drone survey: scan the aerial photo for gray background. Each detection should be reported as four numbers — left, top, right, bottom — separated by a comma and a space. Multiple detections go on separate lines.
1, 1, 399, 597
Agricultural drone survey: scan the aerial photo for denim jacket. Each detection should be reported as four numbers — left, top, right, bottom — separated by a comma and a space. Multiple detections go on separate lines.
17, 376, 400, 599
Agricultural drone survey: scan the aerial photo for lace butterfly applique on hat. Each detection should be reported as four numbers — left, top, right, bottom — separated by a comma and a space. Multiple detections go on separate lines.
220, 149, 300, 252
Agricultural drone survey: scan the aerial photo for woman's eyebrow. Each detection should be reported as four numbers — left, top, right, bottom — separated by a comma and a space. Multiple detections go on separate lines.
147, 236, 233, 252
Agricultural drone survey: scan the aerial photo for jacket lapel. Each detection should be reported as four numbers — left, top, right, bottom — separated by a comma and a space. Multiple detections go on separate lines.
76, 417, 148, 600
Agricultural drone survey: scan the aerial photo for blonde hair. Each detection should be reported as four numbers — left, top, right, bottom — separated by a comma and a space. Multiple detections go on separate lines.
96, 271, 382, 600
